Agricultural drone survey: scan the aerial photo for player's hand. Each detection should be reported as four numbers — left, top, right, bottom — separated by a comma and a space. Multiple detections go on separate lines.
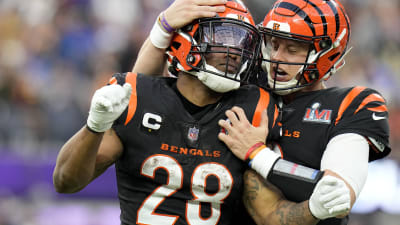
164, 0, 227, 30
218, 106, 269, 160
309, 175, 351, 220
87, 83, 132, 133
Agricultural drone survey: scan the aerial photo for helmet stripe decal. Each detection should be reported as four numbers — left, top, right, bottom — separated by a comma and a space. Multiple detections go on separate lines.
275, 2, 316, 36
338, 5, 351, 50
303, 0, 327, 36
326, 0, 340, 38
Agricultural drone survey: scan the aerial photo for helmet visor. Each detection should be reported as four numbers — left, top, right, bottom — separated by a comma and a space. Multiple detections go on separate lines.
192, 18, 260, 81
202, 22, 259, 53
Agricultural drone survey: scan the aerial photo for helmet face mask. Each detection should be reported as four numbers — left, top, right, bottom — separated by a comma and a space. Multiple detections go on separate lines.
192, 18, 260, 81
260, 29, 320, 94
167, 1, 261, 93
258, 0, 351, 95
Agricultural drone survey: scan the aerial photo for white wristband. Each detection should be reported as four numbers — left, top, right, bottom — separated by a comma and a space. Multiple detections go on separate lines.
250, 148, 281, 179
149, 15, 174, 49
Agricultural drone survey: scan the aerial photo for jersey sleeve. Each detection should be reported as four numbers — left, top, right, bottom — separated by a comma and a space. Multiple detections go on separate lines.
330, 86, 390, 161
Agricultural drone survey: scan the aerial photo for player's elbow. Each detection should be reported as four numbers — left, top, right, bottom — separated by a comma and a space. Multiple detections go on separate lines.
53, 170, 85, 193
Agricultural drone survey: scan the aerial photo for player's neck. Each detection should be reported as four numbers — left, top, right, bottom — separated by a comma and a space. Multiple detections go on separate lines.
176, 73, 223, 106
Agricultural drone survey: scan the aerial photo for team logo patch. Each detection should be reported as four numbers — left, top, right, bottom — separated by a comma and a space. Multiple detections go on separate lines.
188, 127, 199, 141
303, 102, 332, 124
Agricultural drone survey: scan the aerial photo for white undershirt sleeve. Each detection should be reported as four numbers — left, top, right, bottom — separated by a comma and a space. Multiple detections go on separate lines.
320, 133, 369, 198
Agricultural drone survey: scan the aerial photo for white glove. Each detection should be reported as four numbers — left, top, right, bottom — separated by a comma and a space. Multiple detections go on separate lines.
87, 83, 132, 132
309, 175, 351, 220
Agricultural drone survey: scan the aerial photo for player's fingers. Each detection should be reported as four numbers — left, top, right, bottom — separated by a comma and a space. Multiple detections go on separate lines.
319, 186, 347, 203
230, 106, 250, 124
218, 118, 229, 127
186, 5, 225, 22
218, 119, 233, 133
195, 5, 226, 13
218, 118, 242, 140
318, 182, 338, 195
225, 109, 240, 125
122, 83, 132, 103
189, 6, 224, 18
319, 176, 340, 190
96, 96, 113, 112
123, 83, 132, 95
195, 0, 227, 6
324, 194, 350, 208
218, 128, 234, 146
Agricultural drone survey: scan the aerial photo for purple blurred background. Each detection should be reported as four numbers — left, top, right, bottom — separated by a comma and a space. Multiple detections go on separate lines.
0, 0, 399, 224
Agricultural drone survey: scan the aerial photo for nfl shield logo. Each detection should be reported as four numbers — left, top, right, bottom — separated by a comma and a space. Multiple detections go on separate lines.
188, 127, 199, 141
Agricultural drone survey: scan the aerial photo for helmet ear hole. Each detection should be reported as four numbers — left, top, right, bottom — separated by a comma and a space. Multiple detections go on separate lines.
187, 54, 195, 64
319, 39, 332, 50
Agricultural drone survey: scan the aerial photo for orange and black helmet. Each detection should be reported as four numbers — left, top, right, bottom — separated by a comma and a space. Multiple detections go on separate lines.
259, 0, 351, 94
167, 0, 261, 85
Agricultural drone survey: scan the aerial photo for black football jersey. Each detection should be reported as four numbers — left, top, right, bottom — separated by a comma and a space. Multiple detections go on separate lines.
111, 72, 279, 225
274, 86, 391, 225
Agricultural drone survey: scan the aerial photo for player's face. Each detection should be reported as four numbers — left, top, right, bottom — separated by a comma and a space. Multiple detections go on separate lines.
265, 36, 310, 82
205, 47, 242, 74
201, 23, 258, 75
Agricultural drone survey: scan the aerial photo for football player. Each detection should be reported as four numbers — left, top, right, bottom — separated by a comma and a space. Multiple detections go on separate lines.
53, 1, 280, 225
218, 0, 391, 225
130, 0, 391, 225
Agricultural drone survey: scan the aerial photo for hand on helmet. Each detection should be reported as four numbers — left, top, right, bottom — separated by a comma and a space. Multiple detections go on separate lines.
87, 83, 132, 133
164, 0, 226, 30
309, 175, 351, 220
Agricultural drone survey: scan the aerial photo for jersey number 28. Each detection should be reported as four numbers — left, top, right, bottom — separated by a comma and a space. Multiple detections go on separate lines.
137, 154, 233, 225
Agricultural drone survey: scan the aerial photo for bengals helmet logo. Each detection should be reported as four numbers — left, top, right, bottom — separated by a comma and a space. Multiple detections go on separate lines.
226, 14, 250, 24
273, 23, 280, 31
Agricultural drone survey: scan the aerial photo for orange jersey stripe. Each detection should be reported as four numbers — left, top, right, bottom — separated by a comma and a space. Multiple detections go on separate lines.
124, 72, 138, 125
273, 104, 279, 128
354, 93, 386, 114
335, 86, 366, 125
367, 105, 388, 113
252, 88, 270, 127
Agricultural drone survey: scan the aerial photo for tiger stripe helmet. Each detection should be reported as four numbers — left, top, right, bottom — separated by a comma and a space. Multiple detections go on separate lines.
259, 0, 351, 94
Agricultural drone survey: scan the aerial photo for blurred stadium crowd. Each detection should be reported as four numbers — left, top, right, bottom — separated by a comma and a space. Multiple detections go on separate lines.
0, 0, 399, 224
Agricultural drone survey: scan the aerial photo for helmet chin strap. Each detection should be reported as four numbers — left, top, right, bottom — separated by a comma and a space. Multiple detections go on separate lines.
267, 75, 303, 95
185, 60, 248, 93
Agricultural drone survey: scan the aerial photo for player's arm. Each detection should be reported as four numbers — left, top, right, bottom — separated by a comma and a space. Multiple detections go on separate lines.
53, 83, 132, 193
242, 168, 359, 225
132, 0, 227, 74
243, 169, 318, 225
218, 106, 361, 222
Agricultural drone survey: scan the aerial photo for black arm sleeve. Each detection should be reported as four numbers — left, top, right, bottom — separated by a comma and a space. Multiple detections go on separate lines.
267, 159, 324, 202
